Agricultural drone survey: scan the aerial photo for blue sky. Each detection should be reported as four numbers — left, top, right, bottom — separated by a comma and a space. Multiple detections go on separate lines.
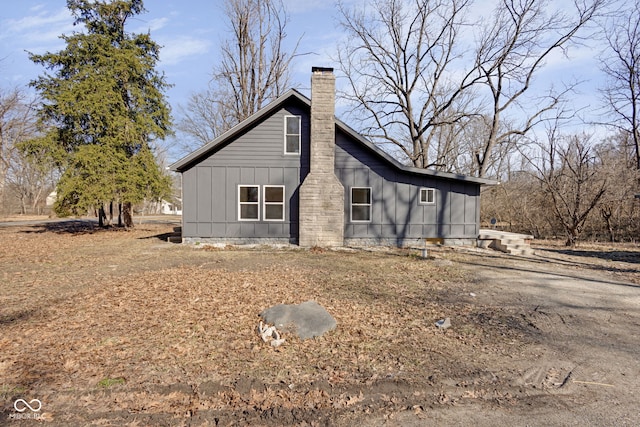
0, 0, 611, 161
0, 1, 340, 108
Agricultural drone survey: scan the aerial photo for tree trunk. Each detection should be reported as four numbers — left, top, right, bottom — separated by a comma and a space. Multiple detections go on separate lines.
478, 111, 500, 178
565, 227, 578, 247
565, 235, 575, 247
601, 206, 615, 243
0, 162, 5, 214
31, 187, 43, 215
635, 128, 640, 172
98, 206, 105, 227
122, 202, 133, 228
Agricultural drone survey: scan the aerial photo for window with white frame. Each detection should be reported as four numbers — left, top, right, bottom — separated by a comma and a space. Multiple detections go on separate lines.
263, 185, 285, 221
351, 187, 372, 222
238, 185, 260, 220
419, 187, 435, 204
284, 115, 301, 154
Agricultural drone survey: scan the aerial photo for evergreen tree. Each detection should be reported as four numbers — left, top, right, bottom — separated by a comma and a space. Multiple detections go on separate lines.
28, 0, 172, 227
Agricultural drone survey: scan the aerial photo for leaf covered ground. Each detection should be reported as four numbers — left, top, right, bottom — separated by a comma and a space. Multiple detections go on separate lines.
1, 220, 638, 425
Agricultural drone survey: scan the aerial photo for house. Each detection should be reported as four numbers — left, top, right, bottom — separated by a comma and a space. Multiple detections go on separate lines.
170, 67, 496, 247
46, 191, 57, 207
160, 199, 182, 216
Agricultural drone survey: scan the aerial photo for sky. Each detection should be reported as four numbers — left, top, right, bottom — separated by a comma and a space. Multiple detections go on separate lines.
0, 0, 613, 162
0, 0, 340, 105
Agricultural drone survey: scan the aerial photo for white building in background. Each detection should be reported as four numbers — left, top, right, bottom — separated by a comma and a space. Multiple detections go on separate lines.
46, 191, 57, 207
160, 199, 182, 215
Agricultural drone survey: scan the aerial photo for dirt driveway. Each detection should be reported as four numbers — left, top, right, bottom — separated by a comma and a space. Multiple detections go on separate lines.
392, 247, 640, 426
0, 221, 638, 426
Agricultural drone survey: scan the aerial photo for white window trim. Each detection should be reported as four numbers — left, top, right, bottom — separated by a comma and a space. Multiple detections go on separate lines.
284, 115, 301, 155
238, 185, 260, 221
350, 187, 372, 223
419, 187, 436, 205
263, 185, 285, 221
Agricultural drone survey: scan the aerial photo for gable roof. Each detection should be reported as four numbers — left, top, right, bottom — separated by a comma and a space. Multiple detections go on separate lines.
169, 89, 498, 186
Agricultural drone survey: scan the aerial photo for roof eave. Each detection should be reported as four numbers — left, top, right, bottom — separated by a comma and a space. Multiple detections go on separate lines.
334, 118, 499, 186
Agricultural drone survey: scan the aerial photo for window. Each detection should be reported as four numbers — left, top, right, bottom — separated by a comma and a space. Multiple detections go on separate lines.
419, 188, 435, 204
238, 185, 259, 220
284, 115, 301, 154
263, 186, 285, 221
238, 185, 286, 221
351, 187, 372, 222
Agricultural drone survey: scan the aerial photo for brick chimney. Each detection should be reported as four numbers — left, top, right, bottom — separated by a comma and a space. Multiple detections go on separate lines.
298, 67, 345, 247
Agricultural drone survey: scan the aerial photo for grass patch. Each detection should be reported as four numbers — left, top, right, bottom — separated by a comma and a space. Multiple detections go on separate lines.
0, 384, 28, 399
97, 377, 126, 388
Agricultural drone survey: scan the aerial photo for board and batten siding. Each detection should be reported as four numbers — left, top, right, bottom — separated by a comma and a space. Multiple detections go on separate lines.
180, 100, 481, 245
181, 105, 309, 242
335, 128, 480, 243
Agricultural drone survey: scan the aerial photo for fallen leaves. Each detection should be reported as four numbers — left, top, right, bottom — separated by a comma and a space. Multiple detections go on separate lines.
0, 223, 539, 424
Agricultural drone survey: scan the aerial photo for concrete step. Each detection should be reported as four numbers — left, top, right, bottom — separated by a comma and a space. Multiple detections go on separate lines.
478, 232, 534, 241
494, 241, 527, 249
507, 248, 536, 256
501, 247, 535, 256
478, 229, 535, 256
501, 238, 527, 245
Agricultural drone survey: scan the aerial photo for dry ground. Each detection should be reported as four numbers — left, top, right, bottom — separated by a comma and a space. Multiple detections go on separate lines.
0, 220, 638, 426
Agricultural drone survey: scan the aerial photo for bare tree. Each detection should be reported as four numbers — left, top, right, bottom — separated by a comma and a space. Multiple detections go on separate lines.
336, 0, 481, 168
473, 0, 605, 178
481, 171, 549, 238
6, 147, 56, 215
336, 0, 603, 176
177, 0, 301, 149
600, 1, 640, 172
482, 129, 640, 242
594, 132, 640, 241
0, 88, 38, 214
525, 129, 607, 246
452, 113, 527, 178
176, 86, 236, 152
217, 0, 299, 123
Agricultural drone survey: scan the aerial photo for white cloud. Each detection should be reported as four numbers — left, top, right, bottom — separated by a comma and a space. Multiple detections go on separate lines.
159, 35, 211, 65
2, 7, 71, 35
29, 4, 46, 13
133, 16, 170, 33
0, 7, 73, 49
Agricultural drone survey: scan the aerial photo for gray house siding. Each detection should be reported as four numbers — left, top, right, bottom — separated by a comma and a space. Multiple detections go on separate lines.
182, 114, 481, 245
335, 128, 480, 245
181, 104, 309, 243
172, 89, 493, 247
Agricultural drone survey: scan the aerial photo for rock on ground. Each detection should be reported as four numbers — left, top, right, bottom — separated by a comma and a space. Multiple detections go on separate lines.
260, 300, 337, 339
